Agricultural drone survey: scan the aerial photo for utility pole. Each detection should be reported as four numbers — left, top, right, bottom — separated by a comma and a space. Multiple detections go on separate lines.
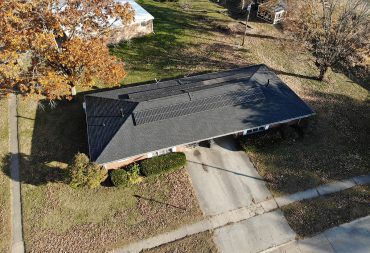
241, 3, 251, 46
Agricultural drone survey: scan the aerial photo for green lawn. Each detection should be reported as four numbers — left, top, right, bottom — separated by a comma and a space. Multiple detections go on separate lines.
144, 231, 218, 253
0, 98, 10, 253
283, 184, 370, 237
110, 0, 254, 85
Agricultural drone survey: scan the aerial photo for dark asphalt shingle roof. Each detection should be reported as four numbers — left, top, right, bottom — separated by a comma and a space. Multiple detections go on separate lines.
85, 64, 314, 164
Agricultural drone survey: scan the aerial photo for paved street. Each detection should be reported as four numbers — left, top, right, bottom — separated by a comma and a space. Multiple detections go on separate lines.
185, 136, 272, 216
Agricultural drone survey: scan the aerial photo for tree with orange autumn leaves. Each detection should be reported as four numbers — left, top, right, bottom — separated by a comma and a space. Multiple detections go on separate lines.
0, 0, 135, 100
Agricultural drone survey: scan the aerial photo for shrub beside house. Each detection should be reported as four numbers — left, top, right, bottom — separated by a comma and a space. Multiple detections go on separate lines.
110, 152, 187, 187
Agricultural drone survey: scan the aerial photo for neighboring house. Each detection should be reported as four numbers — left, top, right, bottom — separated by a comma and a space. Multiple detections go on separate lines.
108, 0, 154, 43
257, 0, 287, 24
84, 64, 315, 169
59, 0, 154, 42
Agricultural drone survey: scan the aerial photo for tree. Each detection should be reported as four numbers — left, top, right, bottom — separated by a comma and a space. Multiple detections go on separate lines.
285, 0, 370, 81
0, 0, 135, 100
68, 152, 108, 189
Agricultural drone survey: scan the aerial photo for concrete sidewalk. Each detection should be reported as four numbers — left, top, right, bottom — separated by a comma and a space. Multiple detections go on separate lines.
265, 216, 370, 253
111, 174, 370, 253
8, 94, 25, 253
214, 211, 296, 253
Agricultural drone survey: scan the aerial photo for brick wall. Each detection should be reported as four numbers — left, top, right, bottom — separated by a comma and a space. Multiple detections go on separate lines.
104, 145, 186, 170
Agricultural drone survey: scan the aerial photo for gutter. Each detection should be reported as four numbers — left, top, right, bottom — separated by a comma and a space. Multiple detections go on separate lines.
100, 113, 315, 167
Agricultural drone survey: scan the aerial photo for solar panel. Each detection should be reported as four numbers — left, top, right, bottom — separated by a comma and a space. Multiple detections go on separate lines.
179, 66, 258, 84
127, 72, 255, 101
133, 87, 265, 125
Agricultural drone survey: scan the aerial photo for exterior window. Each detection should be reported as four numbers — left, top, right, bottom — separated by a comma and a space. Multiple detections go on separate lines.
243, 126, 269, 135
153, 148, 172, 157
141, 21, 147, 27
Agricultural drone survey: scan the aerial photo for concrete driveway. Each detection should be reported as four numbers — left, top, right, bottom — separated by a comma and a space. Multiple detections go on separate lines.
185, 136, 297, 253
185, 136, 272, 216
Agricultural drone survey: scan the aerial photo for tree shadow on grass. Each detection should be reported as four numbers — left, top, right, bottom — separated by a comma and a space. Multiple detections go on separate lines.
110, 2, 255, 80
10, 95, 88, 185
1, 152, 67, 185
270, 67, 319, 81
332, 64, 370, 92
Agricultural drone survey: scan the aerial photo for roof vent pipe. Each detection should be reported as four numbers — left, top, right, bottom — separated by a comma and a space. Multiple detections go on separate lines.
266, 79, 270, 87
120, 108, 124, 117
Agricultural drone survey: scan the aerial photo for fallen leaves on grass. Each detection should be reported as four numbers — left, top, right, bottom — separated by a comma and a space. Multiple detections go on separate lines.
24, 169, 202, 253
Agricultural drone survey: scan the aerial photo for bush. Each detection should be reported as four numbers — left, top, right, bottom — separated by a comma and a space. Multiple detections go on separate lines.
110, 169, 129, 187
140, 152, 186, 177
127, 163, 142, 185
68, 153, 108, 189
110, 163, 142, 187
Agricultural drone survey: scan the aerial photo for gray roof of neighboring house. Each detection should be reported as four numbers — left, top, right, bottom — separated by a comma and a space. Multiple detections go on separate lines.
275, 0, 287, 12
259, 0, 287, 12
85, 64, 314, 164
112, 0, 154, 26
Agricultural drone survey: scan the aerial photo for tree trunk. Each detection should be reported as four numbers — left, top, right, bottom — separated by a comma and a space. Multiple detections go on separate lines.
318, 65, 328, 81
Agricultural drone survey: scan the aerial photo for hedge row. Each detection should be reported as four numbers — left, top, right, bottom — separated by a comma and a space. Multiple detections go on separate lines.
140, 152, 186, 177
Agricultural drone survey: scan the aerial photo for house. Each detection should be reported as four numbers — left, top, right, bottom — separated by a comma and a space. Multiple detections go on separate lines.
58, 0, 154, 43
257, 0, 287, 24
84, 64, 314, 169
108, 0, 154, 43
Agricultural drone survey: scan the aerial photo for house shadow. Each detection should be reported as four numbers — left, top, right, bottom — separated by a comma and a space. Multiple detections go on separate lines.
214, 136, 241, 151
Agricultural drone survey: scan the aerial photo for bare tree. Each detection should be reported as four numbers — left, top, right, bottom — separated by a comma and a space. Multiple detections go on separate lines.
285, 0, 370, 81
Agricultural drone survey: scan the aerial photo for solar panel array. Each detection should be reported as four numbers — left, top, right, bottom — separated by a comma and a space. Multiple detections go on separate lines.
133, 87, 265, 125
127, 72, 255, 101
